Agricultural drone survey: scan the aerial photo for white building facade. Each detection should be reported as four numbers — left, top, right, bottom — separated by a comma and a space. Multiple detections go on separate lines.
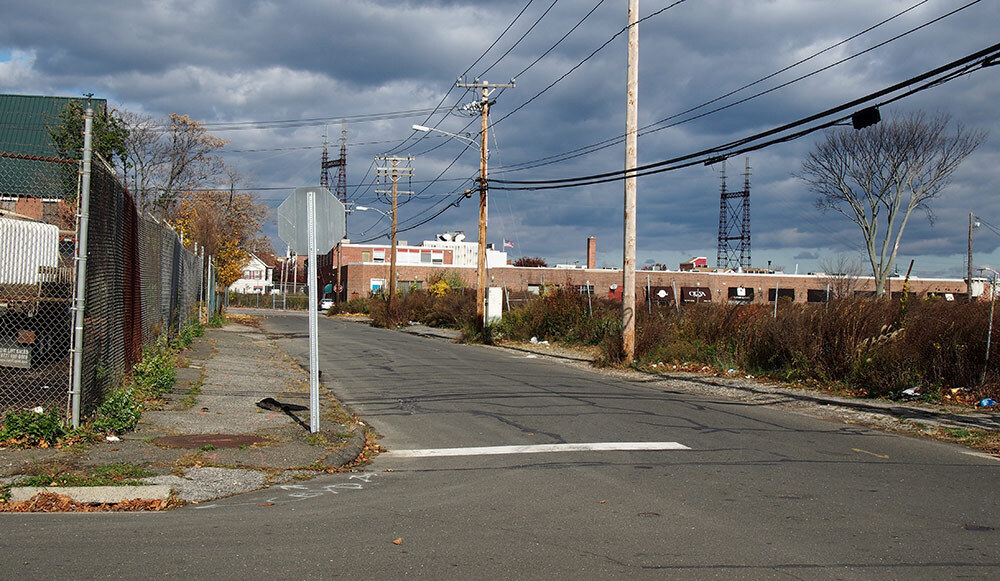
229, 254, 273, 294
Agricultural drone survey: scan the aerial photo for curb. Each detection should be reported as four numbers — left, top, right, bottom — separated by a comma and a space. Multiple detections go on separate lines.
9, 485, 173, 504
322, 426, 368, 469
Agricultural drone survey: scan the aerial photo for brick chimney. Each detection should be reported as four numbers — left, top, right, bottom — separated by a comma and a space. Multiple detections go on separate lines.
586, 236, 596, 269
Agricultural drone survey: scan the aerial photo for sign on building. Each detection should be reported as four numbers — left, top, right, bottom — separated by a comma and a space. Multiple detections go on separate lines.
680, 287, 711, 304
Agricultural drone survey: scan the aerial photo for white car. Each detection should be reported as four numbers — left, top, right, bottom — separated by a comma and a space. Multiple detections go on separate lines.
319, 298, 335, 311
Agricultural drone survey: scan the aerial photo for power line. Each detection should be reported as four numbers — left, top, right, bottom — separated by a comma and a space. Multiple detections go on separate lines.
492, 0, 689, 128
177, 107, 447, 132
478, 0, 560, 78
492, 41, 1000, 190
381, 0, 539, 156
493, 0, 971, 175
391, 0, 636, 204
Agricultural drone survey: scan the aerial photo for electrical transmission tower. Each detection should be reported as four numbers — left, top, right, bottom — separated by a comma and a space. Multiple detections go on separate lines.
321, 121, 347, 203
716, 157, 751, 270
320, 126, 330, 189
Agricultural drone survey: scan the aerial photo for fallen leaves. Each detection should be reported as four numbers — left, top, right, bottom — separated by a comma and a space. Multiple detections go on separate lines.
0, 492, 184, 513
392, 538, 403, 545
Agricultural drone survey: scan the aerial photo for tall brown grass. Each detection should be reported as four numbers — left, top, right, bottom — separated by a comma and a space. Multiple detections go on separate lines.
357, 287, 998, 400
613, 298, 997, 399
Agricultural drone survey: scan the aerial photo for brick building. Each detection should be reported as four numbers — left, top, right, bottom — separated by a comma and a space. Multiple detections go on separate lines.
319, 235, 971, 304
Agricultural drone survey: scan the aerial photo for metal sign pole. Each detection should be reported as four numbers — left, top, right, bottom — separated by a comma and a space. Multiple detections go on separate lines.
277, 185, 344, 434
306, 191, 321, 433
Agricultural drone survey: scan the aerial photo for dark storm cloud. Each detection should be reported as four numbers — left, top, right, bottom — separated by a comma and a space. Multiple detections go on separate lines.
2, 0, 998, 275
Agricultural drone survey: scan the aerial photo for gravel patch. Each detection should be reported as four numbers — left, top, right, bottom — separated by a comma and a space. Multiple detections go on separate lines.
144, 467, 269, 503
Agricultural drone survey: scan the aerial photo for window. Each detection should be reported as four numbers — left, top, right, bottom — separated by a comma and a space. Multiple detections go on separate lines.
421, 252, 432, 264
432, 251, 444, 265
373, 249, 386, 263
361, 251, 371, 262
728, 287, 754, 304
807, 289, 827, 302
767, 288, 795, 302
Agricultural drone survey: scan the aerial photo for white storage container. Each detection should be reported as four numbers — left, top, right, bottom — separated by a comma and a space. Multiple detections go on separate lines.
0, 217, 60, 285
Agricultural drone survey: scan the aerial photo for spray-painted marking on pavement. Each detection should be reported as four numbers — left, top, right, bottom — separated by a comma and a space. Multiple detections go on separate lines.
386, 442, 691, 458
192, 472, 378, 509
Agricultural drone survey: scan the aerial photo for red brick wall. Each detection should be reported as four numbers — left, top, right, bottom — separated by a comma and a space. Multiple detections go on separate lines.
335, 264, 968, 304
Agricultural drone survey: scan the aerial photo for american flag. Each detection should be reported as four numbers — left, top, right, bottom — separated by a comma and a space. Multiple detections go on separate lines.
503, 240, 514, 248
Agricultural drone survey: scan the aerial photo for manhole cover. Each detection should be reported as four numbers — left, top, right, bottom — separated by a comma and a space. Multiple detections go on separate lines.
151, 434, 268, 449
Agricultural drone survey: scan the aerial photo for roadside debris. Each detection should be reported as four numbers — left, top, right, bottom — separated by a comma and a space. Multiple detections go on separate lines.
979, 398, 997, 407
0, 491, 179, 512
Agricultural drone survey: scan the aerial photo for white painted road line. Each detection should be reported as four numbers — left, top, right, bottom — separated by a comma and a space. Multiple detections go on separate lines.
386, 442, 691, 458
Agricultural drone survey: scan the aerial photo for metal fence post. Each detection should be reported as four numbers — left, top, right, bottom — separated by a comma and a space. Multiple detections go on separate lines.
773, 280, 780, 318
69, 107, 94, 429
587, 279, 592, 318
671, 280, 680, 321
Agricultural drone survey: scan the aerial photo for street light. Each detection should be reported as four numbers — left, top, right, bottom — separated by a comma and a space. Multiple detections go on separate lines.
412, 123, 491, 328
411, 125, 481, 148
354, 205, 389, 217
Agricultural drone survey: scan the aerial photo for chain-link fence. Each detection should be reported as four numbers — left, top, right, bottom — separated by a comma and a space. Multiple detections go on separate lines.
0, 150, 205, 417
0, 152, 76, 414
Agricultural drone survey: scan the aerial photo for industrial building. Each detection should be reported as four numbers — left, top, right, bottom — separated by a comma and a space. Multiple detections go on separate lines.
318, 235, 971, 305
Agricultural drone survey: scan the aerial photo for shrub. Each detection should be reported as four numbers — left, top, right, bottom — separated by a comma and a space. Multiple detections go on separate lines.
331, 296, 371, 315
592, 297, 999, 401
496, 290, 619, 347
0, 407, 66, 447
92, 388, 142, 435
130, 336, 177, 398
172, 319, 204, 349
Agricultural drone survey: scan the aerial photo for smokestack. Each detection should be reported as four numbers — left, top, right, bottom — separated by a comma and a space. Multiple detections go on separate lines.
587, 236, 596, 269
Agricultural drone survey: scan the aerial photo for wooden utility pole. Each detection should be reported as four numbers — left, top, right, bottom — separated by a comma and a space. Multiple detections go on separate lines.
969, 211, 975, 301
375, 156, 414, 311
622, 0, 639, 363
456, 78, 515, 329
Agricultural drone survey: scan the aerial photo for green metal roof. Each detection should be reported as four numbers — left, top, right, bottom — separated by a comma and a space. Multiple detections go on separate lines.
0, 94, 107, 157
0, 94, 107, 199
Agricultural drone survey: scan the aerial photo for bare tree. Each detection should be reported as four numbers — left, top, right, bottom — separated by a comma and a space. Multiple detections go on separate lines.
118, 111, 228, 215
799, 111, 985, 295
818, 254, 864, 299
116, 108, 163, 212
159, 114, 227, 213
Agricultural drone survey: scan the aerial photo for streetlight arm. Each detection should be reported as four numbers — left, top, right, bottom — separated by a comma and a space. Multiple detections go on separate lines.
411, 124, 480, 149
355, 205, 390, 218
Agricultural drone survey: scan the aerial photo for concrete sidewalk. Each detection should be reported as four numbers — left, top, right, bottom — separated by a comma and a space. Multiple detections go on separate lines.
0, 322, 367, 504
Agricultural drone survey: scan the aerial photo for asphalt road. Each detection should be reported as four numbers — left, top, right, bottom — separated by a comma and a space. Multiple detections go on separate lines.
3, 312, 998, 579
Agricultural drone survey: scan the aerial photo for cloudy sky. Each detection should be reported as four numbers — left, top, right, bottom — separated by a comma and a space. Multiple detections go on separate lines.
2, 0, 998, 277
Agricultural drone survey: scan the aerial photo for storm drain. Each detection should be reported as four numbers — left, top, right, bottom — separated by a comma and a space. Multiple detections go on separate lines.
151, 434, 268, 449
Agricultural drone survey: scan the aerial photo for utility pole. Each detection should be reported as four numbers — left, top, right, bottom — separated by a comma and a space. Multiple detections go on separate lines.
969, 212, 976, 301
622, 0, 639, 364
375, 156, 414, 310
457, 77, 515, 329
